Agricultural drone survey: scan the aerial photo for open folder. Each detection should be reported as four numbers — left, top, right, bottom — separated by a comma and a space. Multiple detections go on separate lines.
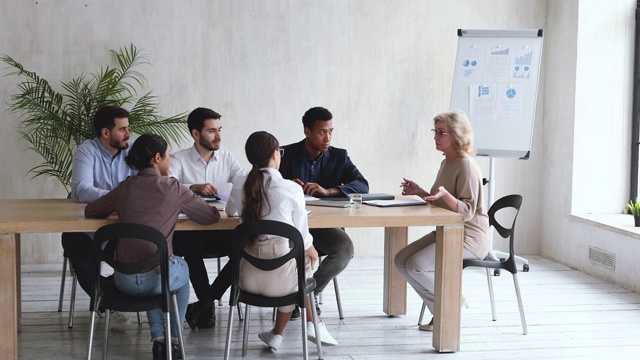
363, 199, 427, 207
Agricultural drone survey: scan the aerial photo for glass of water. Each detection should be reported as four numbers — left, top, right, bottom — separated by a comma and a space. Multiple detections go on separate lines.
349, 193, 363, 209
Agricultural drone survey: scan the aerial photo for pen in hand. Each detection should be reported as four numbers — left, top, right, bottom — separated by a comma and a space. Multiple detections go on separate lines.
399, 182, 408, 188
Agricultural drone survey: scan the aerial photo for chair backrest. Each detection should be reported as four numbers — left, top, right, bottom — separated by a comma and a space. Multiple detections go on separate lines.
487, 194, 523, 260
229, 220, 306, 308
90, 222, 170, 311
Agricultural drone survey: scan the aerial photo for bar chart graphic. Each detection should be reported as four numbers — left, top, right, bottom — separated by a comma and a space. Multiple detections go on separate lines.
515, 51, 533, 65
512, 49, 534, 80
490, 48, 510, 56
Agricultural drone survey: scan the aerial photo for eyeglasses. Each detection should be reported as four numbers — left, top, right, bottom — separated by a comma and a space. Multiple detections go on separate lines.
278, 148, 285, 157
431, 129, 451, 138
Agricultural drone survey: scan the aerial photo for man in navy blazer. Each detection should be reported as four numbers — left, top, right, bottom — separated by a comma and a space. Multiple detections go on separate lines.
279, 106, 369, 317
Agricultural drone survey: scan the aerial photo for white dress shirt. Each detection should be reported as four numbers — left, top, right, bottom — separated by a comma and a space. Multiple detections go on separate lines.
226, 167, 313, 250
169, 144, 245, 202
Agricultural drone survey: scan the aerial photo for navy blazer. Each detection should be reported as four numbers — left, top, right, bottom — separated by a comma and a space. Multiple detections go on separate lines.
279, 139, 369, 196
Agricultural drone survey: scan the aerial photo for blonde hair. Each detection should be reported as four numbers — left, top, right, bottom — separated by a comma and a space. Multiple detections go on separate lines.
433, 111, 475, 156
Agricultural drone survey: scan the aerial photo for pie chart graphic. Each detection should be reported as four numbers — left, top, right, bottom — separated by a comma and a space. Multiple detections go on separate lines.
506, 88, 517, 99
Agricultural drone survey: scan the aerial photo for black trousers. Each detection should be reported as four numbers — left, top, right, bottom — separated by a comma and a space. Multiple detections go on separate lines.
172, 230, 234, 304
60, 232, 116, 297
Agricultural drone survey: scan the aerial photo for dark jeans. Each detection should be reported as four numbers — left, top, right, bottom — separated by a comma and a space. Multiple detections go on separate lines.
310, 228, 354, 293
172, 230, 234, 304
60, 232, 116, 297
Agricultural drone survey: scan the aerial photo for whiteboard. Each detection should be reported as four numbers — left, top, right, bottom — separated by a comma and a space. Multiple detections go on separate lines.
450, 29, 543, 159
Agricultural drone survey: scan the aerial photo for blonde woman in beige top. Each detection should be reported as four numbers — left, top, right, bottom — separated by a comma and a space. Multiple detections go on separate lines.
394, 111, 490, 331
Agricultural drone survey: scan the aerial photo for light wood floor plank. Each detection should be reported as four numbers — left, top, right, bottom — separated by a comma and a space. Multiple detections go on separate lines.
18, 255, 640, 359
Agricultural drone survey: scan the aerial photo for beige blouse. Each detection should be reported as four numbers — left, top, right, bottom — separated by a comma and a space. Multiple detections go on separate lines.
430, 156, 490, 259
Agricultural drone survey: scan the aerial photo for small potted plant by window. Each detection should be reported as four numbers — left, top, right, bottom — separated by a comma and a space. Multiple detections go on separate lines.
627, 198, 640, 227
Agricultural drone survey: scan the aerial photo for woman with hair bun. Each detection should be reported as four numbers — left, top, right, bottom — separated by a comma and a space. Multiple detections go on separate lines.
226, 131, 338, 351
85, 133, 221, 359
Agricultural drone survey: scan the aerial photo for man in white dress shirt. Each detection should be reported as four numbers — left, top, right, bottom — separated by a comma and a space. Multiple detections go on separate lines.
169, 107, 245, 329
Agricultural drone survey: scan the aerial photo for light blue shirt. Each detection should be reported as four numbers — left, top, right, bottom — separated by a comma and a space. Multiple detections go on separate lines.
69, 138, 136, 203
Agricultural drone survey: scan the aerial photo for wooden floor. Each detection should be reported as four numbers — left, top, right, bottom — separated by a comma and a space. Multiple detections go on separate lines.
18, 255, 640, 359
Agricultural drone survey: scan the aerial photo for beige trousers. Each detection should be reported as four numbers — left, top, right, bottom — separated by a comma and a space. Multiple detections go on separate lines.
240, 236, 312, 312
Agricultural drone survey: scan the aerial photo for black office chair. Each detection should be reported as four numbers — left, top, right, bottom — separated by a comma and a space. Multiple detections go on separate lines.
418, 194, 527, 335
59, 233, 142, 329
86, 223, 186, 360
223, 220, 323, 360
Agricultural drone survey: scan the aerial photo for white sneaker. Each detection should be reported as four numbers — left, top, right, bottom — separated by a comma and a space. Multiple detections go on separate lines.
307, 321, 338, 346
108, 311, 131, 332
258, 330, 283, 351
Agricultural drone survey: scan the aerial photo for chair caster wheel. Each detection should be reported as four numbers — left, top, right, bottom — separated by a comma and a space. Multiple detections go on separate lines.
493, 269, 501, 276
523, 264, 530, 272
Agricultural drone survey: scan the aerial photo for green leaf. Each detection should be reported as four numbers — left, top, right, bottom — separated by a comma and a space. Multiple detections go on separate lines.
1, 45, 187, 191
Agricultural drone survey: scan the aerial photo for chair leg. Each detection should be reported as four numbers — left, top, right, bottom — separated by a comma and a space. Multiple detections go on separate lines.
217, 258, 222, 307
310, 294, 323, 360
86, 310, 98, 360
137, 312, 143, 324
223, 304, 236, 360
237, 303, 243, 321
172, 294, 187, 359
242, 304, 251, 356
68, 270, 78, 328
512, 274, 528, 335
301, 301, 309, 360
418, 302, 427, 325
485, 268, 497, 321
102, 311, 110, 360
165, 309, 172, 360
58, 256, 68, 312
332, 277, 344, 320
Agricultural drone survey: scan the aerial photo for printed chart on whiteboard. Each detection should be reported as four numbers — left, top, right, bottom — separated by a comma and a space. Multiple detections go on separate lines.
450, 29, 543, 158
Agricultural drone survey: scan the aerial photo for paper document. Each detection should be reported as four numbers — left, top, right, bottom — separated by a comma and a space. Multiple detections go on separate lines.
363, 199, 427, 207
179, 202, 225, 219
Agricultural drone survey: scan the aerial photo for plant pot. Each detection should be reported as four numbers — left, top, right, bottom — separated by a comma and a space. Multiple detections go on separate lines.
634, 215, 640, 227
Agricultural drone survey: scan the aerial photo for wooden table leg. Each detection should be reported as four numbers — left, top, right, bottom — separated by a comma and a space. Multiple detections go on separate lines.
383, 227, 408, 316
0, 233, 19, 360
432, 225, 464, 353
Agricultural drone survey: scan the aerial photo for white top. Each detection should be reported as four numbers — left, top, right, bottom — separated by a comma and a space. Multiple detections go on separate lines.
226, 167, 313, 250
169, 144, 245, 202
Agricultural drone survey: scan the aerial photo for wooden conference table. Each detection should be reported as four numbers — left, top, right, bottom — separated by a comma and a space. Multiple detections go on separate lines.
0, 198, 464, 359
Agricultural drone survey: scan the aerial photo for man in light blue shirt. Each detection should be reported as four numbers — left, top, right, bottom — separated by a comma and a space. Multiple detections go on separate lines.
62, 105, 136, 331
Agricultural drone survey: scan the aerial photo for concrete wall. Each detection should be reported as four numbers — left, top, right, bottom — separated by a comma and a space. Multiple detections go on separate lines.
539, 0, 640, 293
0, 0, 548, 263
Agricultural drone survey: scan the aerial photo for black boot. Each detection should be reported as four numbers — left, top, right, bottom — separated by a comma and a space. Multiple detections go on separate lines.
196, 302, 216, 329
185, 301, 204, 330
171, 343, 183, 359
152, 341, 166, 360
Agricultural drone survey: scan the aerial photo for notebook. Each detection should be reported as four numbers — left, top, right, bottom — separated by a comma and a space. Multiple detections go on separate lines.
330, 193, 395, 201
363, 199, 427, 207
305, 193, 395, 207
199, 194, 221, 202
305, 199, 352, 208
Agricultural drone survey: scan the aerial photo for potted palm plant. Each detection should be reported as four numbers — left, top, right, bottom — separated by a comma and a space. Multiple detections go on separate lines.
1, 44, 188, 192
627, 198, 640, 227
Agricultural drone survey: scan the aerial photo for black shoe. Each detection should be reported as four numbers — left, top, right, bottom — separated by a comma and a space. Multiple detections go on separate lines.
314, 295, 322, 316
171, 343, 183, 359
196, 303, 216, 329
290, 306, 301, 320
152, 341, 166, 360
185, 302, 204, 330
